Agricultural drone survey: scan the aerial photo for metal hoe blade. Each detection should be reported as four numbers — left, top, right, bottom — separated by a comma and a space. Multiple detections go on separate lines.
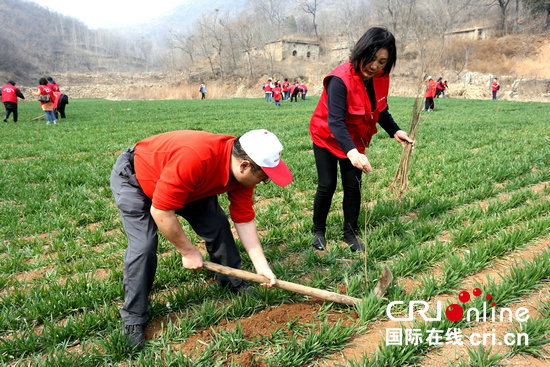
373, 265, 393, 298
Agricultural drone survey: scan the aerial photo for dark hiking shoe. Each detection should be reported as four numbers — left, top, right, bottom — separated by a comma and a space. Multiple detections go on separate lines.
230, 281, 257, 297
312, 232, 327, 251
124, 324, 145, 351
344, 233, 365, 252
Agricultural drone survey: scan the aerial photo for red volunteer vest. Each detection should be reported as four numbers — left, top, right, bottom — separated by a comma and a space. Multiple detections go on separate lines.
309, 62, 389, 158
38, 85, 55, 105
492, 82, 499, 92
282, 81, 289, 91
424, 80, 436, 98
273, 87, 282, 101
264, 82, 272, 92
48, 82, 60, 92
1, 84, 18, 103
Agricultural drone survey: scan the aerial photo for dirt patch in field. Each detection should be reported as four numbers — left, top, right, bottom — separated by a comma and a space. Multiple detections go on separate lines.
147, 301, 357, 364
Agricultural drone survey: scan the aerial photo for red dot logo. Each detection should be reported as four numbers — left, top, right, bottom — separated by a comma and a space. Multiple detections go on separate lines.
458, 291, 470, 303
473, 288, 482, 297
491, 302, 496, 307
486, 294, 492, 301
445, 304, 464, 322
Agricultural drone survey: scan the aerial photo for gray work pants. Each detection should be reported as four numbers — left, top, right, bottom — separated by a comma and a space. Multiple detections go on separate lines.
110, 148, 243, 326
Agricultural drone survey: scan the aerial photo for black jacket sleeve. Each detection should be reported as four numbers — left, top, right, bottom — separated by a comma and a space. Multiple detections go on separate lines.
378, 108, 400, 137
326, 76, 356, 155
16, 88, 25, 99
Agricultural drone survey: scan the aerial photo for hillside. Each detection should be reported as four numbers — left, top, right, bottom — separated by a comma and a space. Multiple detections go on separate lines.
0, 0, 147, 84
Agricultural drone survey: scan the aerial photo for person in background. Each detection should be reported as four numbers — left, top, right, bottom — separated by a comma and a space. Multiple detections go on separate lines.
299, 82, 308, 100
47, 76, 60, 93
273, 83, 282, 106
282, 78, 290, 100
290, 82, 300, 102
309, 27, 415, 252
263, 78, 273, 102
53, 91, 69, 119
110, 129, 292, 351
435, 77, 445, 98
492, 77, 500, 100
31, 77, 57, 125
424, 76, 436, 111
1, 80, 25, 123
199, 82, 207, 99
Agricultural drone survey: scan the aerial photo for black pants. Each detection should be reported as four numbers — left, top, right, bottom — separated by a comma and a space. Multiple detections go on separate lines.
424, 97, 434, 110
312, 143, 362, 236
3, 102, 17, 122
110, 148, 243, 326
201, 93, 206, 100
54, 95, 68, 119
291, 90, 299, 102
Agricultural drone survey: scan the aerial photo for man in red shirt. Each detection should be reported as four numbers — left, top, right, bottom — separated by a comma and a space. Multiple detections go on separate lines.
110, 129, 292, 350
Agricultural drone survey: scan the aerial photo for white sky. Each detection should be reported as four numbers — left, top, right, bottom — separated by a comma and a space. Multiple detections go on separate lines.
31, 0, 188, 29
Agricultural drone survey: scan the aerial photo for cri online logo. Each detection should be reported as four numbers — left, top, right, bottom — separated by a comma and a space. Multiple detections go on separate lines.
387, 288, 530, 323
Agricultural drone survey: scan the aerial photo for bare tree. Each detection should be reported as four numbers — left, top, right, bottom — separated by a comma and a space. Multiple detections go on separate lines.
171, 30, 196, 64
195, 18, 216, 76
336, 0, 372, 48
219, 14, 239, 70
300, 0, 321, 40
493, 0, 512, 33
248, 0, 288, 39
235, 14, 259, 77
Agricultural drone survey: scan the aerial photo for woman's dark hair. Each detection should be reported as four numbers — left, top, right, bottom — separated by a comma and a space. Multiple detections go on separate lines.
350, 27, 396, 76
39, 77, 48, 85
232, 137, 261, 172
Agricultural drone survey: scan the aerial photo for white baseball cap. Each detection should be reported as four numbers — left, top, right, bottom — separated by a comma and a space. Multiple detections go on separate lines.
239, 129, 293, 187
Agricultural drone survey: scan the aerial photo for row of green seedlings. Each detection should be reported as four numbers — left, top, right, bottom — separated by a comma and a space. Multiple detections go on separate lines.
388, 189, 550, 282
338, 185, 549, 299
239, 180, 549, 304
5, 289, 356, 366
1, 224, 124, 290
339, 212, 549, 326
4, 241, 351, 365
2, 179, 547, 345
0, 153, 115, 238
346, 250, 550, 366
254, 172, 548, 277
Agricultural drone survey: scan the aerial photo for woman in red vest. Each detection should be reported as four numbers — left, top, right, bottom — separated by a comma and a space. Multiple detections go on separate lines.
309, 27, 414, 251
31, 77, 57, 125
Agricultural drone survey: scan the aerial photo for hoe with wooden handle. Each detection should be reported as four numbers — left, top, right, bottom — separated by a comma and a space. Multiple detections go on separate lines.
203, 261, 393, 306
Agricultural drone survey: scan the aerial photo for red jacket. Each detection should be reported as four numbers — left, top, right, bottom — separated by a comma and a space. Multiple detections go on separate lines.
263, 82, 272, 92
309, 62, 390, 158
282, 81, 289, 92
38, 85, 55, 105
1, 84, 18, 103
273, 87, 282, 101
48, 82, 60, 93
492, 81, 499, 92
424, 80, 436, 98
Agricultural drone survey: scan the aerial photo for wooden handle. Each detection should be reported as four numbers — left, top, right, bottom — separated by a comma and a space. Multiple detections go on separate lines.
203, 260, 361, 306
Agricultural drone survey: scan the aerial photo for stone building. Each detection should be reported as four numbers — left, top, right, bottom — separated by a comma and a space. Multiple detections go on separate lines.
446, 27, 492, 41
264, 39, 321, 61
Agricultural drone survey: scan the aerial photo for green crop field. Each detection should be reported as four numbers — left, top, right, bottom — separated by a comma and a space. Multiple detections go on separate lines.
1, 96, 549, 366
